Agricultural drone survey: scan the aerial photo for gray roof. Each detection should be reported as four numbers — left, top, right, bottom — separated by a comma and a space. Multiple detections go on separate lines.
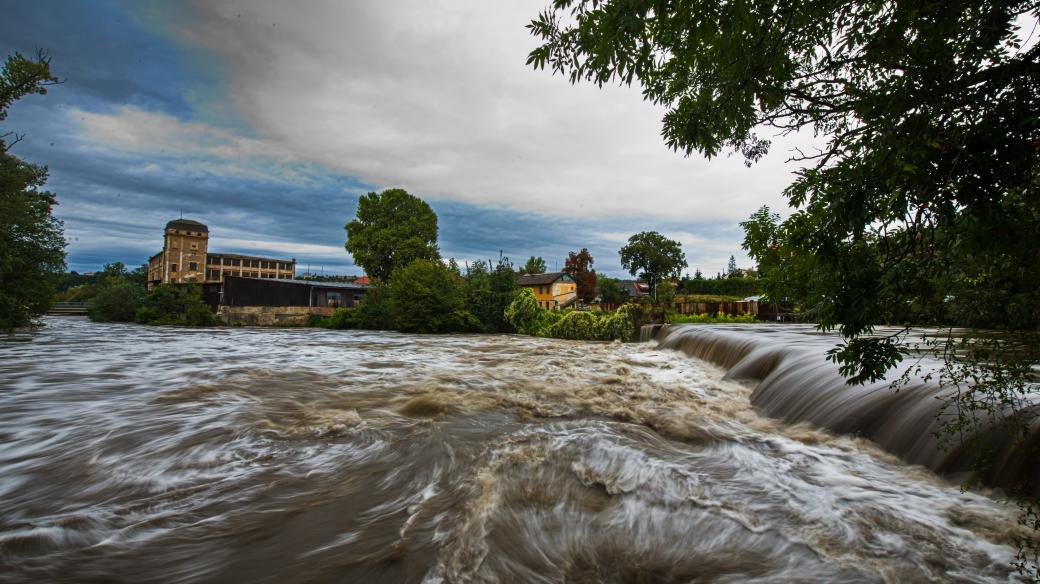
236, 276, 368, 290
518, 271, 572, 286
166, 219, 209, 232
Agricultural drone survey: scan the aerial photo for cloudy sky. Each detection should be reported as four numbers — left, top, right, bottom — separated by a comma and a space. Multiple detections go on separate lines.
2, 0, 803, 277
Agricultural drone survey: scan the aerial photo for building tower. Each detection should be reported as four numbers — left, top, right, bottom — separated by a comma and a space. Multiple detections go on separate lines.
160, 219, 209, 284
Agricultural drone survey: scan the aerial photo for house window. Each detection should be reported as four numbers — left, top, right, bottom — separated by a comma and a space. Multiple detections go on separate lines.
190, 243, 198, 250
223, 258, 232, 266
188, 262, 199, 271
171, 263, 178, 272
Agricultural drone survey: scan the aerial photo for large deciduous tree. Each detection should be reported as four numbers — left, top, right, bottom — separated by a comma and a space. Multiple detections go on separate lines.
0, 51, 65, 330
345, 188, 440, 282
564, 248, 596, 303
529, 1, 1040, 573
618, 232, 686, 300
527, 0, 1039, 377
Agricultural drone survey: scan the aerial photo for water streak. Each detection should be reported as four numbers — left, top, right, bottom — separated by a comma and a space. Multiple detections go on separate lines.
0, 318, 1026, 582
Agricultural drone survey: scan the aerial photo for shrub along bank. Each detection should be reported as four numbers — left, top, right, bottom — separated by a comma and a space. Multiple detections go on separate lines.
310, 282, 639, 342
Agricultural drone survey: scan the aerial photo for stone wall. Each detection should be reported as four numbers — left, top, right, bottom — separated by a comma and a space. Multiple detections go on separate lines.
218, 305, 333, 326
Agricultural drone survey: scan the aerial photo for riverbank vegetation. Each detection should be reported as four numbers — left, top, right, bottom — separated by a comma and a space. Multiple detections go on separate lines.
84, 263, 216, 326
668, 312, 756, 325
528, 1, 1039, 575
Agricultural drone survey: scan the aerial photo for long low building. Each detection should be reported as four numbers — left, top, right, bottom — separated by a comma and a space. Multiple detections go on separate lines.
205, 276, 369, 326
147, 219, 297, 288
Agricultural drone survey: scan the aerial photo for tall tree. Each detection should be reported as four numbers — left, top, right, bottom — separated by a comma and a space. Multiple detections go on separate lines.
528, 0, 1040, 376
529, 1, 1040, 573
618, 232, 686, 300
726, 255, 737, 275
564, 248, 596, 303
345, 188, 440, 282
0, 51, 65, 330
521, 255, 547, 275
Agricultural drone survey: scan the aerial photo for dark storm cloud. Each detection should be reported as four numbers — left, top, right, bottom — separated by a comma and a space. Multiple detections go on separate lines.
3, 1, 767, 275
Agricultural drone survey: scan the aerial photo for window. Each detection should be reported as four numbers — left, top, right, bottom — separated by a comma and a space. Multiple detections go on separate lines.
171, 263, 178, 272
223, 258, 232, 266
231, 259, 240, 267
188, 262, 199, 271
190, 243, 198, 250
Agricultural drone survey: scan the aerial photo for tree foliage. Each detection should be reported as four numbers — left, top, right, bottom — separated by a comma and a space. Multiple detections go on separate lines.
345, 188, 440, 282
134, 284, 216, 327
596, 274, 629, 305
0, 51, 64, 330
529, 1, 1040, 574
564, 248, 597, 303
463, 258, 518, 332
529, 0, 1039, 375
388, 259, 480, 334
618, 231, 686, 299
87, 263, 147, 323
521, 255, 547, 274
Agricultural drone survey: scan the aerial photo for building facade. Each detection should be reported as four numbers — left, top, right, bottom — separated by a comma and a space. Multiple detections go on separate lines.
148, 219, 296, 288
517, 272, 577, 309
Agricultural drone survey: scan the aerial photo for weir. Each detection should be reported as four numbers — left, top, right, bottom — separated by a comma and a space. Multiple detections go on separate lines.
650, 323, 1040, 492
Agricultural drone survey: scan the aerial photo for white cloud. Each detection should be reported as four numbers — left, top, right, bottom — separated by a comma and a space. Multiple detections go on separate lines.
148, 0, 805, 221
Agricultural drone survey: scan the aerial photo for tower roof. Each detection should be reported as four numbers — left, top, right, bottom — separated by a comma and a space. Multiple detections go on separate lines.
165, 219, 208, 232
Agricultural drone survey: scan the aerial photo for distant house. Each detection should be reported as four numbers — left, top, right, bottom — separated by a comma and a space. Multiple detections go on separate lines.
618, 280, 651, 298
518, 272, 577, 309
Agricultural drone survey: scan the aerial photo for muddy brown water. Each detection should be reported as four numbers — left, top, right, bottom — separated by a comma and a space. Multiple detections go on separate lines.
0, 318, 1026, 582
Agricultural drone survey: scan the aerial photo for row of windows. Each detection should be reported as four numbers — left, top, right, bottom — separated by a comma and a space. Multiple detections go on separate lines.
205, 257, 292, 270
203, 269, 288, 280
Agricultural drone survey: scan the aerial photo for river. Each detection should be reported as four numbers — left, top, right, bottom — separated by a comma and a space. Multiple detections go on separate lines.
0, 318, 1025, 582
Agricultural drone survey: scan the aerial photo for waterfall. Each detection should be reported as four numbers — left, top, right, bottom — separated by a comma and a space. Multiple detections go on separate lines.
656, 324, 1040, 492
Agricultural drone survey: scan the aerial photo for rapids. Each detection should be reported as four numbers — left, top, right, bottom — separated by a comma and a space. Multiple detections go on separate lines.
0, 318, 1027, 582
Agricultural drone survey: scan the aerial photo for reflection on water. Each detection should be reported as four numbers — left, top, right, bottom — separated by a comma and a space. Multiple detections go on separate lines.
0, 318, 1024, 582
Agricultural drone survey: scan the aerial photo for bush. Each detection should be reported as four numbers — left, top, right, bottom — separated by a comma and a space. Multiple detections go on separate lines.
352, 284, 394, 330
308, 307, 358, 329
504, 291, 638, 341
58, 284, 98, 303
668, 311, 757, 324
504, 288, 542, 334
546, 310, 600, 340
599, 304, 637, 341
87, 280, 141, 322
388, 259, 479, 333
134, 284, 216, 326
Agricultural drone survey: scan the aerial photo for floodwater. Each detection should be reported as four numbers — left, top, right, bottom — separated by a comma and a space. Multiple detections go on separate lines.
0, 318, 1025, 583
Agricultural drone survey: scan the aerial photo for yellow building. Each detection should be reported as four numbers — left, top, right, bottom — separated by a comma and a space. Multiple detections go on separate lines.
518, 272, 577, 309
147, 219, 296, 288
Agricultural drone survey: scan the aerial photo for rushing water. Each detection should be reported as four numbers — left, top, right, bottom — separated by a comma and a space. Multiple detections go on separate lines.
0, 318, 1026, 582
